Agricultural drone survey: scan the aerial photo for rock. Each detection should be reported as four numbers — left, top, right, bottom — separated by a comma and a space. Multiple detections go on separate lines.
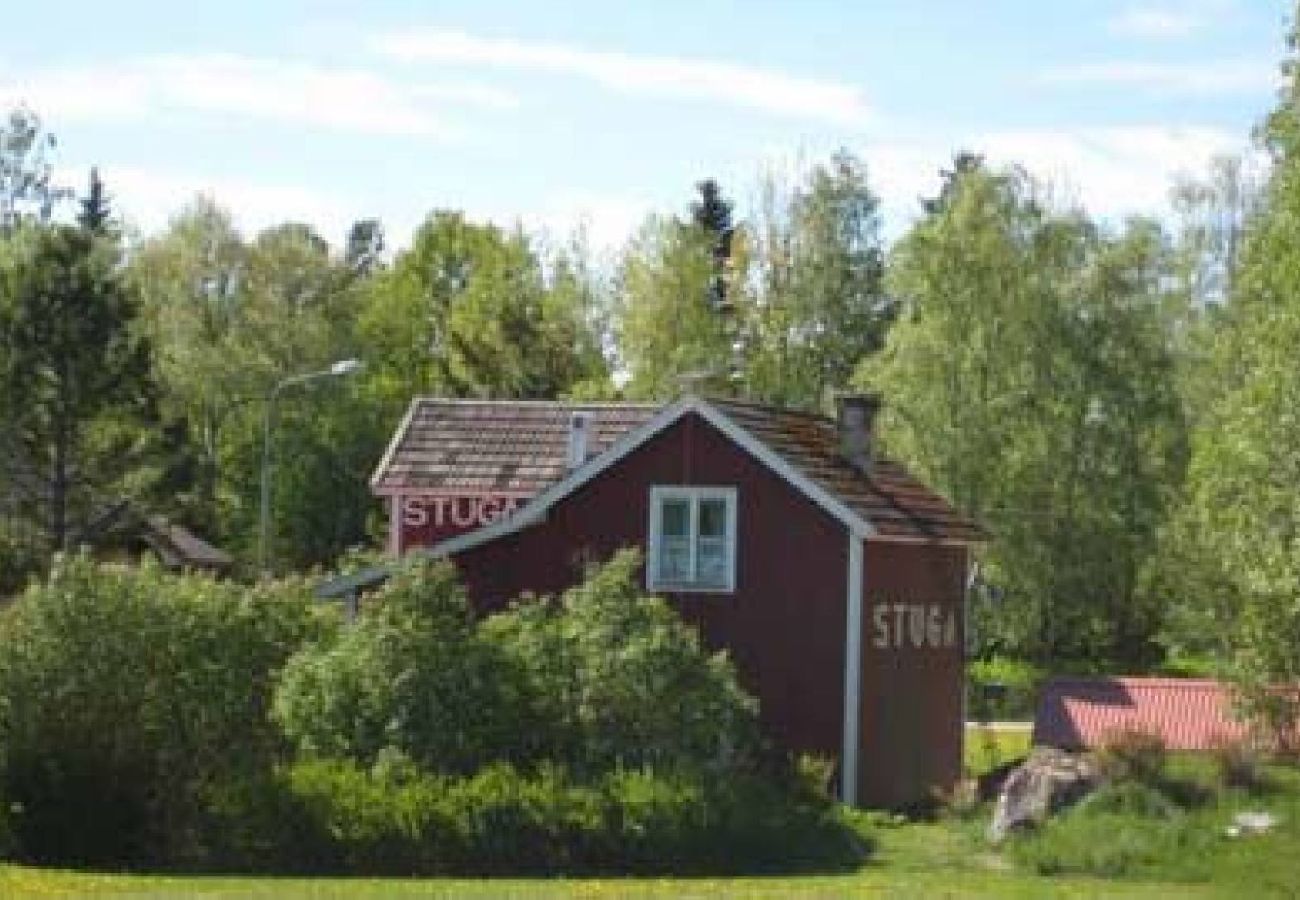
1226, 811, 1278, 838
988, 747, 1099, 843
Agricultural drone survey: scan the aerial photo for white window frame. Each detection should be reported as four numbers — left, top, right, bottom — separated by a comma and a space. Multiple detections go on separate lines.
647, 485, 738, 593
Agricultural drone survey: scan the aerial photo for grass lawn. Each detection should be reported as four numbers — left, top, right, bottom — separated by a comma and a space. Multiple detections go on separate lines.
3, 730, 1295, 898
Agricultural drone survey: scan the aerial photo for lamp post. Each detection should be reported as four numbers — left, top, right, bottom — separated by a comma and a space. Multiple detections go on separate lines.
258, 358, 363, 575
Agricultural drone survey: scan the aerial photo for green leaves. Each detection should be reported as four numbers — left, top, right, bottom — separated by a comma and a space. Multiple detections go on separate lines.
0, 555, 319, 863
275, 551, 760, 780
0, 224, 162, 557
861, 168, 1187, 667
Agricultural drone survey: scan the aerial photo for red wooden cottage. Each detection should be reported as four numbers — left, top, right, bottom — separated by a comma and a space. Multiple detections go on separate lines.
324, 394, 981, 808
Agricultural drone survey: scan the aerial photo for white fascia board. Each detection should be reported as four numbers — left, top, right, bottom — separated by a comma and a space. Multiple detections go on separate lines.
865, 534, 977, 548
689, 402, 873, 536
369, 398, 421, 491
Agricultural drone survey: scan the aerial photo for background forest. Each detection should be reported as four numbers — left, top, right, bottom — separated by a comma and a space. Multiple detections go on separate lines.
1, 14, 1299, 731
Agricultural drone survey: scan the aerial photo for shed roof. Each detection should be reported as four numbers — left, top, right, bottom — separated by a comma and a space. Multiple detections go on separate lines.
371, 396, 980, 544
1033, 677, 1300, 752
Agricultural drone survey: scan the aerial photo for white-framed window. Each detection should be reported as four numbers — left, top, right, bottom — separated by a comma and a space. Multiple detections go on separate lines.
647, 486, 738, 593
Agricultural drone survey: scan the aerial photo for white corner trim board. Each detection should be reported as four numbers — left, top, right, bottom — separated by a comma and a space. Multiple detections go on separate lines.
841, 529, 866, 805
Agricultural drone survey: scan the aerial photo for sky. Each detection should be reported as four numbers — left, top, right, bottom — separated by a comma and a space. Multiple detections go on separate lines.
0, 0, 1289, 253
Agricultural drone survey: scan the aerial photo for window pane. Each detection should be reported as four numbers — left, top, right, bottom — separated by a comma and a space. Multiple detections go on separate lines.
696, 537, 727, 586
698, 498, 728, 538
660, 499, 690, 537
659, 536, 692, 582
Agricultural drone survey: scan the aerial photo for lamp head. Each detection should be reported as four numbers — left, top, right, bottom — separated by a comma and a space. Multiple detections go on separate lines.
329, 358, 363, 377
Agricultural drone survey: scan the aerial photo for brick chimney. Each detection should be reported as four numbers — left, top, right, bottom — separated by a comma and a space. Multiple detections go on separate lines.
567, 411, 593, 470
837, 393, 882, 473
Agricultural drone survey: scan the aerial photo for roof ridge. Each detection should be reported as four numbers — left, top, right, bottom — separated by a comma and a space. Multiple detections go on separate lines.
704, 395, 835, 425
412, 397, 662, 409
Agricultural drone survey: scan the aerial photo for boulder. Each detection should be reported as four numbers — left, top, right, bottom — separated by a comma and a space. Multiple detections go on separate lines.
988, 747, 1099, 843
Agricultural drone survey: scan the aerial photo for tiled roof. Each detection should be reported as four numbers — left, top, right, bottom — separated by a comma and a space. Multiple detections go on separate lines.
709, 399, 983, 542
372, 400, 659, 495
371, 396, 980, 543
1033, 677, 1300, 752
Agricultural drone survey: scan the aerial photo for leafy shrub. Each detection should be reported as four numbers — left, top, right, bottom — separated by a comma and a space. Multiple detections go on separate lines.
199, 757, 868, 876
1075, 781, 1179, 819
278, 551, 761, 780
1010, 811, 1211, 880
482, 550, 761, 776
1095, 729, 1167, 786
273, 559, 531, 775
967, 656, 1042, 721
0, 554, 319, 866
1210, 736, 1263, 791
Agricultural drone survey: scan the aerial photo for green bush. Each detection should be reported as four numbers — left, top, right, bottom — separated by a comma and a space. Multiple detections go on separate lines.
1095, 729, 1168, 786
483, 550, 762, 776
1075, 781, 1179, 819
1011, 811, 1211, 879
0, 554, 320, 866
1209, 737, 1264, 791
277, 551, 761, 780
199, 757, 868, 876
273, 559, 532, 775
967, 656, 1042, 721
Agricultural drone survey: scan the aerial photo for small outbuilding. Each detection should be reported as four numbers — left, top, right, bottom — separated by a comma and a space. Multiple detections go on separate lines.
334, 394, 981, 808
1034, 677, 1300, 752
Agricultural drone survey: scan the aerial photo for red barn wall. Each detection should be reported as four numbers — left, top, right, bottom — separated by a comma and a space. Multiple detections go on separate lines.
858, 541, 968, 808
450, 412, 849, 760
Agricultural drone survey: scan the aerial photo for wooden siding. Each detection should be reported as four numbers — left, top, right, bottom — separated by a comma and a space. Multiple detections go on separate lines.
858, 541, 968, 808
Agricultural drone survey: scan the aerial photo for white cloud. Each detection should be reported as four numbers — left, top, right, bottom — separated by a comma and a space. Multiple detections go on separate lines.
371, 28, 872, 126
517, 192, 654, 256
67, 165, 357, 240
1040, 59, 1276, 95
1108, 7, 1208, 39
848, 125, 1252, 234
0, 54, 518, 137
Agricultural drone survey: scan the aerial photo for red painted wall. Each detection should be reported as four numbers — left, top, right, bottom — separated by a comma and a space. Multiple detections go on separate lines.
449, 412, 850, 760
396, 493, 528, 552
858, 541, 968, 808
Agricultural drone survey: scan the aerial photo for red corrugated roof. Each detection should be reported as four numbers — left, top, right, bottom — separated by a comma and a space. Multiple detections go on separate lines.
1033, 677, 1300, 751
371, 396, 981, 543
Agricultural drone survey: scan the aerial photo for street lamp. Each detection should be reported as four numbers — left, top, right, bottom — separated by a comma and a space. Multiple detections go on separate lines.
258, 358, 364, 574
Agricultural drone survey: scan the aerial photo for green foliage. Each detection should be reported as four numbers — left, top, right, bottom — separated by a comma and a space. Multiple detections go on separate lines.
278, 551, 760, 779
1094, 730, 1168, 786
0, 107, 71, 233
615, 214, 737, 399
482, 549, 761, 776
747, 151, 891, 410
0, 224, 163, 556
1209, 738, 1264, 791
274, 559, 523, 775
360, 210, 609, 408
860, 167, 1187, 668
967, 656, 1043, 721
1010, 809, 1209, 879
1152, 12, 1300, 740
200, 757, 867, 876
0, 554, 318, 865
